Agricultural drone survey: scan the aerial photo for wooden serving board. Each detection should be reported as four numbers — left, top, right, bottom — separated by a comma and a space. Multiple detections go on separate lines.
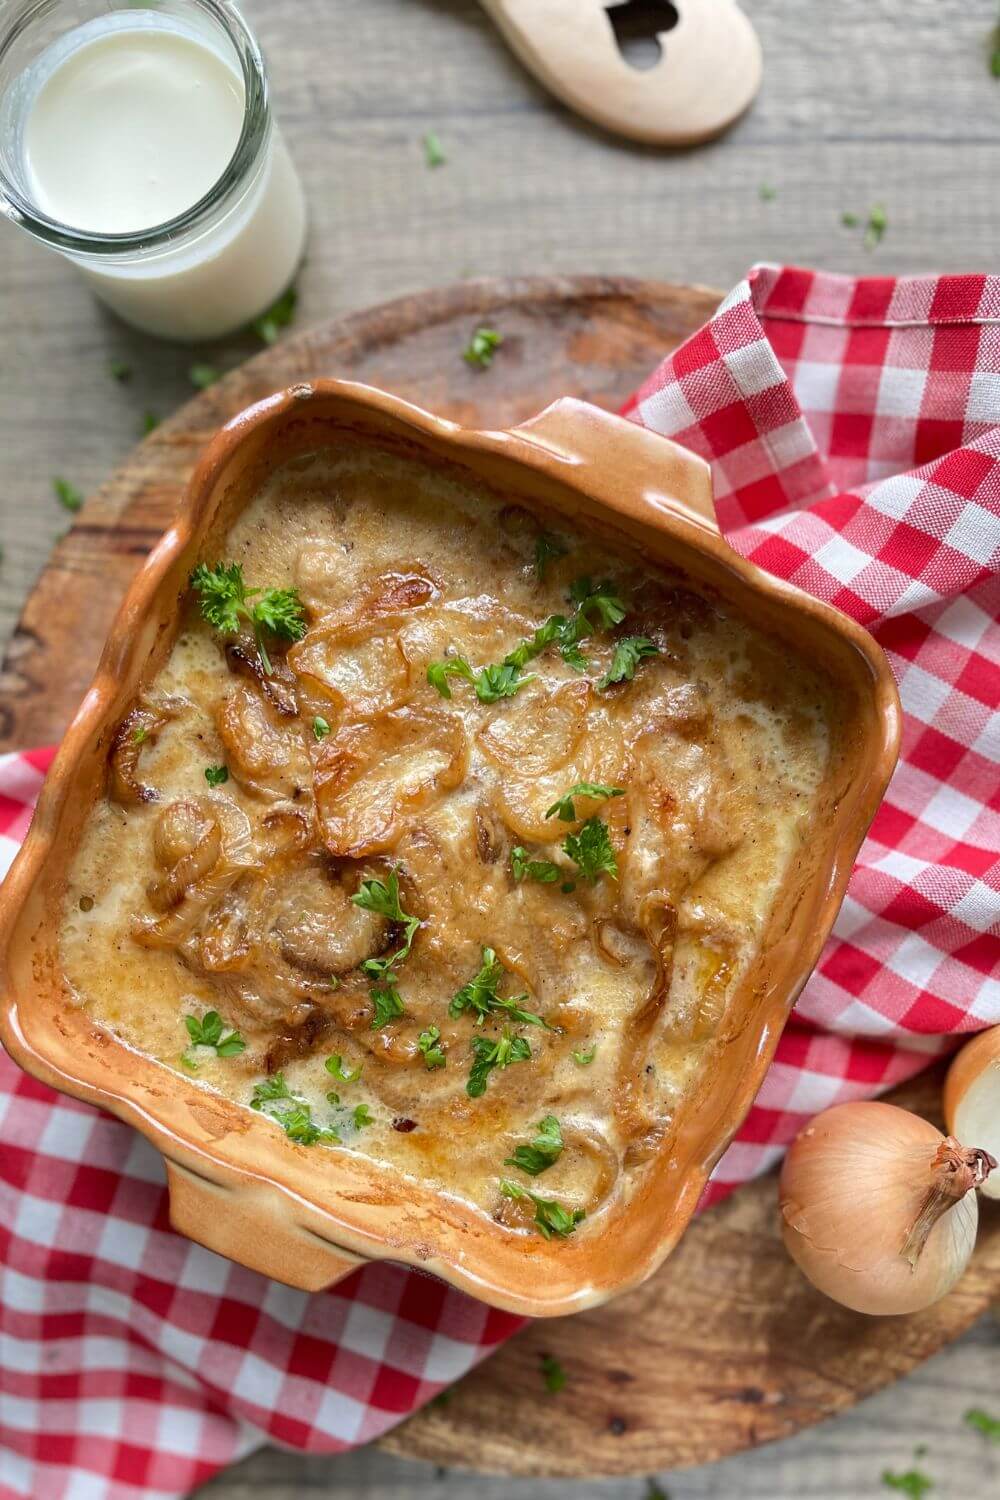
3, 277, 996, 1478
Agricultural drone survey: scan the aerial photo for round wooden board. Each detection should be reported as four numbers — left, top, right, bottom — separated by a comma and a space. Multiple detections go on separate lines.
3, 277, 996, 1477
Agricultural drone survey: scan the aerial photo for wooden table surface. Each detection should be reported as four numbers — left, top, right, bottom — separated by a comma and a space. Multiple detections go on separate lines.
1, 1, 997, 1496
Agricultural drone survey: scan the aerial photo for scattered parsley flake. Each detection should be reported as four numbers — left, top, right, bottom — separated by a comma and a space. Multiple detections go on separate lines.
546, 783, 624, 823
252, 285, 297, 344
881, 1471, 933, 1500
131, 726, 147, 745
418, 1025, 447, 1069
463, 326, 503, 369
573, 1045, 597, 1066
511, 847, 561, 884
109, 359, 132, 382
189, 363, 219, 390
562, 816, 618, 882
841, 210, 860, 228
534, 532, 567, 581
369, 976, 406, 1029
325, 1053, 362, 1083
250, 1073, 339, 1146
427, 656, 476, 699
181, 1010, 245, 1066
467, 1029, 531, 1098
423, 130, 446, 167
499, 1180, 585, 1239
53, 478, 83, 513
312, 715, 331, 740
599, 635, 660, 690
540, 1353, 567, 1393
450, 947, 548, 1028
758, 183, 777, 202
204, 765, 228, 787
964, 1407, 1000, 1442
864, 204, 888, 251
504, 1115, 563, 1176
190, 560, 306, 674
143, 411, 160, 435
353, 868, 420, 1027
645, 1483, 670, 1500
352, 1104, 373, 1129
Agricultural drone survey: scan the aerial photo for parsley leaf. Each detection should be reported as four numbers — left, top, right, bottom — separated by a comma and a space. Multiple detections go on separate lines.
841, 210, 860, 228
190, 560, 307, 674
418, 1025, 447, 1070
189, 363, 219, 390
545, 782, 624, 823
573, 1045, 597, 1066
467, 1029, 531, 1097
463, 326, 503, 369
534, 532, 567, 581
109, 359, 132, 382
562, 816, 618, 882
882, 1471, 933, 1500
53, 478, 83, 513
758, 182, 777, 202
964, 1407, 1000, 1442
540, 1353, 567, 1393
182, 1010, 245, 1066
475, 660, 533, 703
352, 1104, 373, 1129
204, 765, 228, 787
450, 947, 548, 1028
864, 204, 888, 251
370, 975, 406, 1029
132, 726, 147, 745
504, 1115, 563, 1176
598, 635, 660, 690
142, 411, 160, 435
423, 130, 446, 167
312, 715, 331, 740
569, 576, 627, 629
511, 847, 561, 884
646, 1484, 670, 1500
427, 657, 476, 699
252, 285, 297, 345
325, 1053, 362, 1083
499, 1180, 585, 1239
353, 869, 421, 1028
250, 1074, 339, 1145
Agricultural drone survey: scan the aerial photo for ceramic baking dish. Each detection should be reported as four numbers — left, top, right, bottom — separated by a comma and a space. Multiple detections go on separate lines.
0, 383, 901, 1316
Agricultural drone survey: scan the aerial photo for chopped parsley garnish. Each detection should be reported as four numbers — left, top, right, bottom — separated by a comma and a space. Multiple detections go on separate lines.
312, 715, 331, 740
352, 1104, 373, 1129
993, 18, 1000, 78
353, 868, 421, 1027
540, 1353, 567, 1393
252, 285, 297, 345
864, 204, 888, 251
573, 1045, 597, 1066
646, 1484, 669, 1500
450, 947, 548, 1028
546, 782, 624, 823
109, 359, 132, 382
181, 1010, 245, 1068
418, 1025, 447, 1069
598, 635, 660, 690
423, 130, 446, 167
131, 726, 147, 745
190, 560, 307, 674
964, 1407, 1000, 1442
841, 211, 860, 228
427, 576, 627, 704
250, 1073, 339, 1146
325, 1053, 362, 1084
534, 532, 567, 581
189, 363, 219, 390
511, 847, 561, 884
204, 765, 229, 787
881, 1470, 933, 1500
467, 1029, 531, 1098
499, 1180, 585, 1239
758, 182, 777, 202
562, 816, 618, 882
143, 411, 160, 435
53, 478, 83, 513
504, 1115, 563, 1176
463, 326, 503, 369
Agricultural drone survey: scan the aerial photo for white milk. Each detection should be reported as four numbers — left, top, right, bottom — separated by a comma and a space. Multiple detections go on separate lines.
21, 18, 306, 340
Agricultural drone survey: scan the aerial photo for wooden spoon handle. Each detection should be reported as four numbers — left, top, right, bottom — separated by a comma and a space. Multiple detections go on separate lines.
479, 0, 762, 146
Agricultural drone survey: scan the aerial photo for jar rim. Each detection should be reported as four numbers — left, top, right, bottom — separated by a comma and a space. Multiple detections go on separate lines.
0, 0, 271, 258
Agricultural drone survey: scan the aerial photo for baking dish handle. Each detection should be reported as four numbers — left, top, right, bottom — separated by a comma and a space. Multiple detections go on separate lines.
165, 1160, 363, 1292
509, 399, 719, 536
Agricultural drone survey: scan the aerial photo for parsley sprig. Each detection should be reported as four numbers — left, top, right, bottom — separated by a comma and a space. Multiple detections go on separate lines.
500, 1180, 585, 1239
463, 326, 503, 369
352, 869, 421, 1029
190, 561, 306, 674
418, 1025, 447, 1070
467, 1029, 532, 1097
250, 1074, 339, 1146
562, 817, 618, 882
450, 947, 549, 1029
180, 1010, 245, 1069
534, 532, 567, 581
546, 782, 624, 823
326, 1053, 363, 1084
599, 635, 660, 690
540, 1353, 567, 1393
511, 847, 561, 885
504, 1115, 563, 1176
964, 1407, 1000, 1442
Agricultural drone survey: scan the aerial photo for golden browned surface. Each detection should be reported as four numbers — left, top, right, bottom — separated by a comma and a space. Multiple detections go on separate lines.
61, 445, 832, 1231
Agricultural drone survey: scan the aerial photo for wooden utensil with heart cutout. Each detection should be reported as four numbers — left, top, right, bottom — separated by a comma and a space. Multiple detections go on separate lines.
479, 0, 762, 146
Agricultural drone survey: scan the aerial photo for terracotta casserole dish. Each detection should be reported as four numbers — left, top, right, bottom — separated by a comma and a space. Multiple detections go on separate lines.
0, 383, 901, 1316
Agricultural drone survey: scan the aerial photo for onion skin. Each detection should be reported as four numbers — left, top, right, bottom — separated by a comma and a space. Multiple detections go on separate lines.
944, 1027, 1000, 1202
779, 1101, 994, 1316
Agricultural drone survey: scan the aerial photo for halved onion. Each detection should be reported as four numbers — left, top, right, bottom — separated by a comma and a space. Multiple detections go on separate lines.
944, 1027, 1000, 1201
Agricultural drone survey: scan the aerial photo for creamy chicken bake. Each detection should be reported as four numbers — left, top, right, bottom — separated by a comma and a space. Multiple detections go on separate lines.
60, 446, 836, 1242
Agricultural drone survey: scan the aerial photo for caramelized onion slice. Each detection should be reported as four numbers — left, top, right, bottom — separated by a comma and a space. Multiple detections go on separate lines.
478, 678, 590, 778
217, 683, 311, 801
108, 696, 185, 805
225, 641, 298, 717
315, 705, 468, 858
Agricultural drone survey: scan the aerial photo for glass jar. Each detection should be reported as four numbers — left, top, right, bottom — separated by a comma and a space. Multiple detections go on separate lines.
0, 0, 307, 341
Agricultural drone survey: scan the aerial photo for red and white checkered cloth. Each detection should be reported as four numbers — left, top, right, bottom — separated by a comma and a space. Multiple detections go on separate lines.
2, 266, 998, 1498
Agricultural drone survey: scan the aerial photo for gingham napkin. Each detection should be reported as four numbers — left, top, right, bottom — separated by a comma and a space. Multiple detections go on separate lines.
2, 267, 998, 1499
